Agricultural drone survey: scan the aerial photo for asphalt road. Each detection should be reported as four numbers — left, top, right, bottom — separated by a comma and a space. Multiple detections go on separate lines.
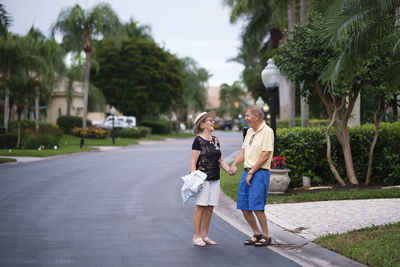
0, 131, 299, 266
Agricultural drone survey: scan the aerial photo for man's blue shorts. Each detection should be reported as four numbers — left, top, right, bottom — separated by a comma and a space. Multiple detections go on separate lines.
237, 169, 270, 211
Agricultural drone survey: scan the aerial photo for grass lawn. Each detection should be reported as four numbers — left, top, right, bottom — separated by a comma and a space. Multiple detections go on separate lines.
60, 135, 139, 146
0, 132, 195, 159
0, 157, 17, 163
314, 222, 400, 267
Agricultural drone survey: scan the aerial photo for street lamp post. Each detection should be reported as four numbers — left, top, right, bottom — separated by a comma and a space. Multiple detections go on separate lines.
110, 106, 116, 145
261, 58, 281, 156
238, 114, 242, 129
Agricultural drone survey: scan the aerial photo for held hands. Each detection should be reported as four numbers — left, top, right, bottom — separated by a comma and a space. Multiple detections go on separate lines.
228, 165, 237, 176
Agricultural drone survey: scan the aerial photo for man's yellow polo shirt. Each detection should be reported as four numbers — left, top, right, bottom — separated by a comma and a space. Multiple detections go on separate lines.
242, 121, 274, 170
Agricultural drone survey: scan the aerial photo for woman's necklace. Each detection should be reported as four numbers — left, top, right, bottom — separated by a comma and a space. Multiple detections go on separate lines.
200, 134, 212, 143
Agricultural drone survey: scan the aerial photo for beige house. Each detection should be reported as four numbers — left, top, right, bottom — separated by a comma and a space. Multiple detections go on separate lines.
46, 78, 105, 125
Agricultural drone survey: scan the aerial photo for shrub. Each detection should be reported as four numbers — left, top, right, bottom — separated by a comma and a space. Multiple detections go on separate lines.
116, 128, 140, 138
138, 126, 151, 137
0, 134, 18, 149
276, 122, 400, 187
24, 134, 61, 149
71, 125, 107, 139
57, 116, 92, 134
140, 120, 168, 134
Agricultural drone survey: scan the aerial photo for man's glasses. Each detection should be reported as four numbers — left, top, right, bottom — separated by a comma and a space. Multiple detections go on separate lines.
205, 118, 214, 123
249, 134, 255, 145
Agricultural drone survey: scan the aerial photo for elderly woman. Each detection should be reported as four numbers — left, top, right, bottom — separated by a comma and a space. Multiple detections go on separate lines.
190, 111, 230, 247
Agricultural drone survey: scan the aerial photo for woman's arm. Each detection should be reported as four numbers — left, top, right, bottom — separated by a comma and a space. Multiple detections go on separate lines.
219, 157, 230, 173
230, 149, 245, 174
190, 150, 201, 172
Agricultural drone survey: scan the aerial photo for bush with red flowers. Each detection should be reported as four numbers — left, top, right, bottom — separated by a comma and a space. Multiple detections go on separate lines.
271, 156, 287, 169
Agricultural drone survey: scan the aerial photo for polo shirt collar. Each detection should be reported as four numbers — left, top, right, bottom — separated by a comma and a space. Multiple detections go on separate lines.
252, 121, 266, 134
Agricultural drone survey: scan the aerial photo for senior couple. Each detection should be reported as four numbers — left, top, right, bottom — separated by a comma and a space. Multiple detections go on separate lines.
190, 105, 274, 247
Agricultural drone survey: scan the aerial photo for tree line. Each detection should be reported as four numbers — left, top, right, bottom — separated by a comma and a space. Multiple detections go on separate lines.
224, 0, 400, 186
0, 2, 211, 143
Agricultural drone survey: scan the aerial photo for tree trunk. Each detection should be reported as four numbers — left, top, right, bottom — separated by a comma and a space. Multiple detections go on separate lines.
325, 109, 346, 186
35, 86, 40, 131
338, 127, 358, 185
175, 108, 180, 134
83, 50, 91, 129
17, 109, 22, 149
4, 86, 10, 132
366, 101, 388, 185
287, 0, 296, 128
300, 0, 310, 127
315, 83, 360, 186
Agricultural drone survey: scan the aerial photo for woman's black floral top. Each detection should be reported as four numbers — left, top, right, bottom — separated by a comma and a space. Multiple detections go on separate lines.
192, 136, 221, 181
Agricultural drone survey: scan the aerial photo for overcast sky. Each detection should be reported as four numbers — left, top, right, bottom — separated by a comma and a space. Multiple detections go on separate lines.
3, 0, 244, 87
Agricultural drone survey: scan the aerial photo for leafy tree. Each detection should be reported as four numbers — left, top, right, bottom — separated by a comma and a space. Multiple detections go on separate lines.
51, 3, 120, 129
92, 38, 186, 122
277, 12, 400, 186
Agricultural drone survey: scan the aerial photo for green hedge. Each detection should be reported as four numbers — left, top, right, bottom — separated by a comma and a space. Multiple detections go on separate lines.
115, 126, 151, 138
276, 122, 400, 187
24, 134, 61, 149
0, 134, 18, 148
57, 116, 92, 134
276, 118, 330, 128
140, 120, 168, 134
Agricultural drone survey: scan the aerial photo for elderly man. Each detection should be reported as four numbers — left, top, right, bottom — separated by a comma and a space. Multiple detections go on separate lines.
230, 105, 274, 247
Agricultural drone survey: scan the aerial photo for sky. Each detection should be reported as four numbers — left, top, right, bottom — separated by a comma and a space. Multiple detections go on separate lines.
3, 0, 244, 87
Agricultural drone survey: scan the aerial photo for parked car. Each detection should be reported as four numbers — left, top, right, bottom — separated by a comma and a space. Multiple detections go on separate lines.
95, 120, 129, 130
218, 119, 232, 130
94, 115, 136, 129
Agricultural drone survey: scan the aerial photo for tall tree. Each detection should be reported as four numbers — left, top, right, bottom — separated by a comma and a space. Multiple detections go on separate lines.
121, 18, 153, 40
300, 0, 310, 127
181, 57, 211, 116
0, 34, 23, 132
0, 2, 11, 37
26, 27, 66, 130
92, 38, 186, 121
218, 81, 247, 120
51, 3, 120, 129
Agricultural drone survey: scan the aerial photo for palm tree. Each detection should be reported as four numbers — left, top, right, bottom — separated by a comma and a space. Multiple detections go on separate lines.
26, 27, 66, 131
51, 3, 120, 130
181, 57, 210, 116
320, 0, 400, 85
218, 81, 247, 120
121, 18, 153, 40
0, 2, 11, 37
7, 75, 37, 148
0, 34, 24, 132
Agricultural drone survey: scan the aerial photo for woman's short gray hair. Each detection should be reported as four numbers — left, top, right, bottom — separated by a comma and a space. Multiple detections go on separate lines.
246, 105, 264, 121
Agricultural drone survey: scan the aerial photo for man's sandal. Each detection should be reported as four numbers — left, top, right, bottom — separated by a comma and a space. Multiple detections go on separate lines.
254, 235, 272, 247
244, 234, 262, 245
193, 237, 206, 247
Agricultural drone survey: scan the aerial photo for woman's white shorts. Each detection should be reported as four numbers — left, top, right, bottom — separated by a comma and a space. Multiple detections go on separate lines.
196, 180, 220, 206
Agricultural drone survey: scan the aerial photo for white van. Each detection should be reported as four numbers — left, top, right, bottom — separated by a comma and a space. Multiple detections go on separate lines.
104, 115, 136, 128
